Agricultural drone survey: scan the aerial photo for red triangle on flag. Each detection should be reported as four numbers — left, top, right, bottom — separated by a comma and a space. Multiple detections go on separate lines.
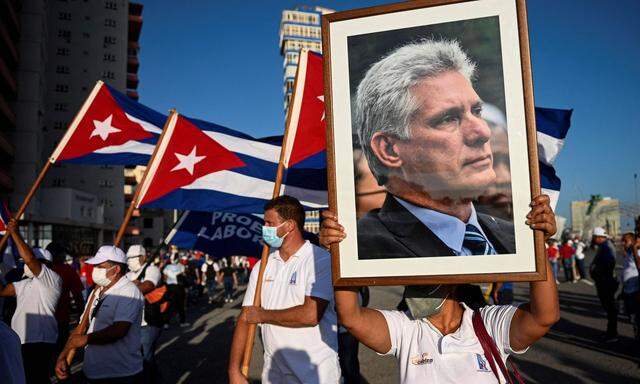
56, 84, 154, 161
138, 115, 245, 205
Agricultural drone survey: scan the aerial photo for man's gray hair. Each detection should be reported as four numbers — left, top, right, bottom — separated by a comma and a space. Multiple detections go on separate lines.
354, 39, 476, 185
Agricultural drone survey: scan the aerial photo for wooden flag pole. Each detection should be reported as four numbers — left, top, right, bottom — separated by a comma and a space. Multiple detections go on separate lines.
62, 109, 177, 368
240, 49, 308, 377
0, 81, 105, 252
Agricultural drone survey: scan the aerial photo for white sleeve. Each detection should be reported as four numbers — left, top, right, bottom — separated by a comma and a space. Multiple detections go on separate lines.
143, 266, 161, 286
213, 263, 220, 272
201, 264, 207, 273
12, 279, 26, 297
304, 247, 333, 302
377, 310, 408, 356
35, 265, 61, 290
242, 261, 260, 307
479, 304, 528, 357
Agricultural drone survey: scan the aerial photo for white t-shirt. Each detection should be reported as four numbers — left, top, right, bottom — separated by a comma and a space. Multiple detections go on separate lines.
11, 264, 62, 344
574, 241, 586, 260
243, 241, 340, 384
126, 263, 161, 327
83, 276, 144, 379
201, 262, 220, 282
380, 303, 526, 384
621, 249, 640, 293
0, 321, 25, 384
163, 263, 185, 285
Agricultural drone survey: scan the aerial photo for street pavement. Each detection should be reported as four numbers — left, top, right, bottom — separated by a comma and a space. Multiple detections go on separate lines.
143, 248, 640, 383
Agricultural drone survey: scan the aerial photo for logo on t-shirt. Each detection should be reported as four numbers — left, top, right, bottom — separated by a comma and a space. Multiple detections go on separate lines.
476, 354, 490, 372
289, 271, 297, 285
410, 352, 433, 365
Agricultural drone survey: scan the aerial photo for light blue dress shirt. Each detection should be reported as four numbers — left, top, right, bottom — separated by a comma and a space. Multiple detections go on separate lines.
394, 196, 495, 256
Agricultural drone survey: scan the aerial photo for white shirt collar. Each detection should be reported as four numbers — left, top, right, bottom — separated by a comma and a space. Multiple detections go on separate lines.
394, 196, 488, 254
272, 240, 309, 262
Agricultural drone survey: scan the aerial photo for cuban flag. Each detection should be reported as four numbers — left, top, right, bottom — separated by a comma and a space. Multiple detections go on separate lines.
50, 81, 166, 165
134, 113, 327, 213
535, 107, 573, 211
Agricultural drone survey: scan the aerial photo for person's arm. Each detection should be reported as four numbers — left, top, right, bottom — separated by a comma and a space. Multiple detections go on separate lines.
319, 210, 392, 354
510, 194, 560, 351
228, 308, 249, 384
63, 321, 132, 350
7, 219, 41, 276
243, 296, 328, 328
0, 282, 15, 297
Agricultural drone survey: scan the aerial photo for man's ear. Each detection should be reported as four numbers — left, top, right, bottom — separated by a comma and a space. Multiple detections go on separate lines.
369, 132, 403, 169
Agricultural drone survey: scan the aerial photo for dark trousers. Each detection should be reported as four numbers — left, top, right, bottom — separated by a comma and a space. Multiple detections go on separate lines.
562, 258, 574, 282
575, 258, 587, 279
141, 325, 162, 384
166, 284, 186, 324
338, 331, 361, 384
22, 342, 56, 383
223, 277, 234, 300
595, 278, 618, 336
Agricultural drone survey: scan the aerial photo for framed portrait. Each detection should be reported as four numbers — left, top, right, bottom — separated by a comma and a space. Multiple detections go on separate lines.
322, 0, 546, 286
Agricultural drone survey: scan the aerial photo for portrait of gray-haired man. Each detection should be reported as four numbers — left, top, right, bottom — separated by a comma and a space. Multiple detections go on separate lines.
354, 39, 516, 259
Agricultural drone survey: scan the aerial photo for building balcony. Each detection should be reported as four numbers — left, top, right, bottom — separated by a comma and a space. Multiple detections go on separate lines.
127, 56, 139, 73
127, 73, 139, 90
129, 2, 143, 16
0, 129, 14, 158
0, 167, 13, 192
0, 22, 19, 64
126, 90, 139, 101
2, 0, 20, 37
128, 15, 143, 42
125, 175, 137, 185
0, 56, 17, 95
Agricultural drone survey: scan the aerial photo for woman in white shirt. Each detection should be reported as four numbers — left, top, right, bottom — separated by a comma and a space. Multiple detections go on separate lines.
621, 233, 640, 339
320, 195, 559, 383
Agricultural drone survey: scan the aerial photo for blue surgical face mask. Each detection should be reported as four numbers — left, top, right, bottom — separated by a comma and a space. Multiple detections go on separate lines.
262, 222, 289, 248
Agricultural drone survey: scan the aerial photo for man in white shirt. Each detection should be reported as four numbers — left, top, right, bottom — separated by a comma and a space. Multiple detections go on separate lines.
201, 254, 220, 304
228, 196, 340, 384
0, 219, 62, 384
320, 194, 559, 384
126, 244, 163, 383
55, 245, 144, 383
163, 255, 188, 327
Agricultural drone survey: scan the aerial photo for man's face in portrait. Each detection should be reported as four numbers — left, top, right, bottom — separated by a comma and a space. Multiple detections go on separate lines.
392, 71, 496, 199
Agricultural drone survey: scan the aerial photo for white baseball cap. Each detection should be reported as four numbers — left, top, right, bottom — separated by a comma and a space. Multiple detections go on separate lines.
86, 245, 127, 265
126, 244, 146, 258
32, 247, 52, 262
593, 227, 608, 237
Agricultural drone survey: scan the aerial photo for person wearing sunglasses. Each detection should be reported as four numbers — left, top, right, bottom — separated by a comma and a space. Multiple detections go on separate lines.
55, 245, 145, 383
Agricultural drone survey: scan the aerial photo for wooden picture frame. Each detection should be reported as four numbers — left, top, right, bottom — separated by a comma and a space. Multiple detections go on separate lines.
322, 0, 546, 286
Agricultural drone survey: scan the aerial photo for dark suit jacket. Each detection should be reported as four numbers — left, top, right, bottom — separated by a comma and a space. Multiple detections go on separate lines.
357, 193, 515, 259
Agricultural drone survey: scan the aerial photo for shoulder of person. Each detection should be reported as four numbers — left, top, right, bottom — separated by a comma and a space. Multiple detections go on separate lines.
118, 277, 145, 299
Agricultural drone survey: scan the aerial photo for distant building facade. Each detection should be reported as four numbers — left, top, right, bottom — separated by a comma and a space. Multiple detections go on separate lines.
571, 198, 621, 238
8, 0, 143, 255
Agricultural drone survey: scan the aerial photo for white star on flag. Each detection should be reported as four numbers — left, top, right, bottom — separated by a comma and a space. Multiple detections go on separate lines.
317, 95, 325, 121
90, 115, 121, 140
171, 146, 206, 175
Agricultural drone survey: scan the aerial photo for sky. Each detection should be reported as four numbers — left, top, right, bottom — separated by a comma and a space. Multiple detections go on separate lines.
137, 0, 640, 228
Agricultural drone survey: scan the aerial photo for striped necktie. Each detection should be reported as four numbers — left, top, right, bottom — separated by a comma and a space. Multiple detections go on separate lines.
463, 224, 495, 255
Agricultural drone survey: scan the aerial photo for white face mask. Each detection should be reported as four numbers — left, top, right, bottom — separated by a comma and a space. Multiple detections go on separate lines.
23, 265, 35, 279
127, 257, 142, 272
92, 266, 116, 287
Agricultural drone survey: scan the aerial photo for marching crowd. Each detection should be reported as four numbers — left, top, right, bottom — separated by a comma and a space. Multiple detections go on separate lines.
0, 217, 251, 384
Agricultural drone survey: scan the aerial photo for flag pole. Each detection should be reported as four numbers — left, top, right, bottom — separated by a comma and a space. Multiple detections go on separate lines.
240, 49, 309, 377
113, 109, 177, 246
0, 81, 105, 251
62, 109, 177, 368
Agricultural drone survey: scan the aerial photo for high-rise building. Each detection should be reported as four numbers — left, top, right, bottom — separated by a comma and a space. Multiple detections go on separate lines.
0, 1, 20, 196
571, 198, 621, 238
10, 0, 143, 253
279, 6, 333, 116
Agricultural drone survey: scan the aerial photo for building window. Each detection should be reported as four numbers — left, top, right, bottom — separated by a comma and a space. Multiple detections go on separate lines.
55, 65, 70, 74
103, 53, 116, 62
56, 48, 70, 56
105, 1, 117, 10
54, 121, 66, 130
104, 18, 116, 28
58, 29, 71, 42
143, 218, 154, 229
58, 12, 72, 21
99, 180, 114, 188
55, 84, 69, 93
54, 103, 68, 112
82, 32, 90, 39
102, 70, 115, 80
52, 178, 65, 187
103, 36, 116, 47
